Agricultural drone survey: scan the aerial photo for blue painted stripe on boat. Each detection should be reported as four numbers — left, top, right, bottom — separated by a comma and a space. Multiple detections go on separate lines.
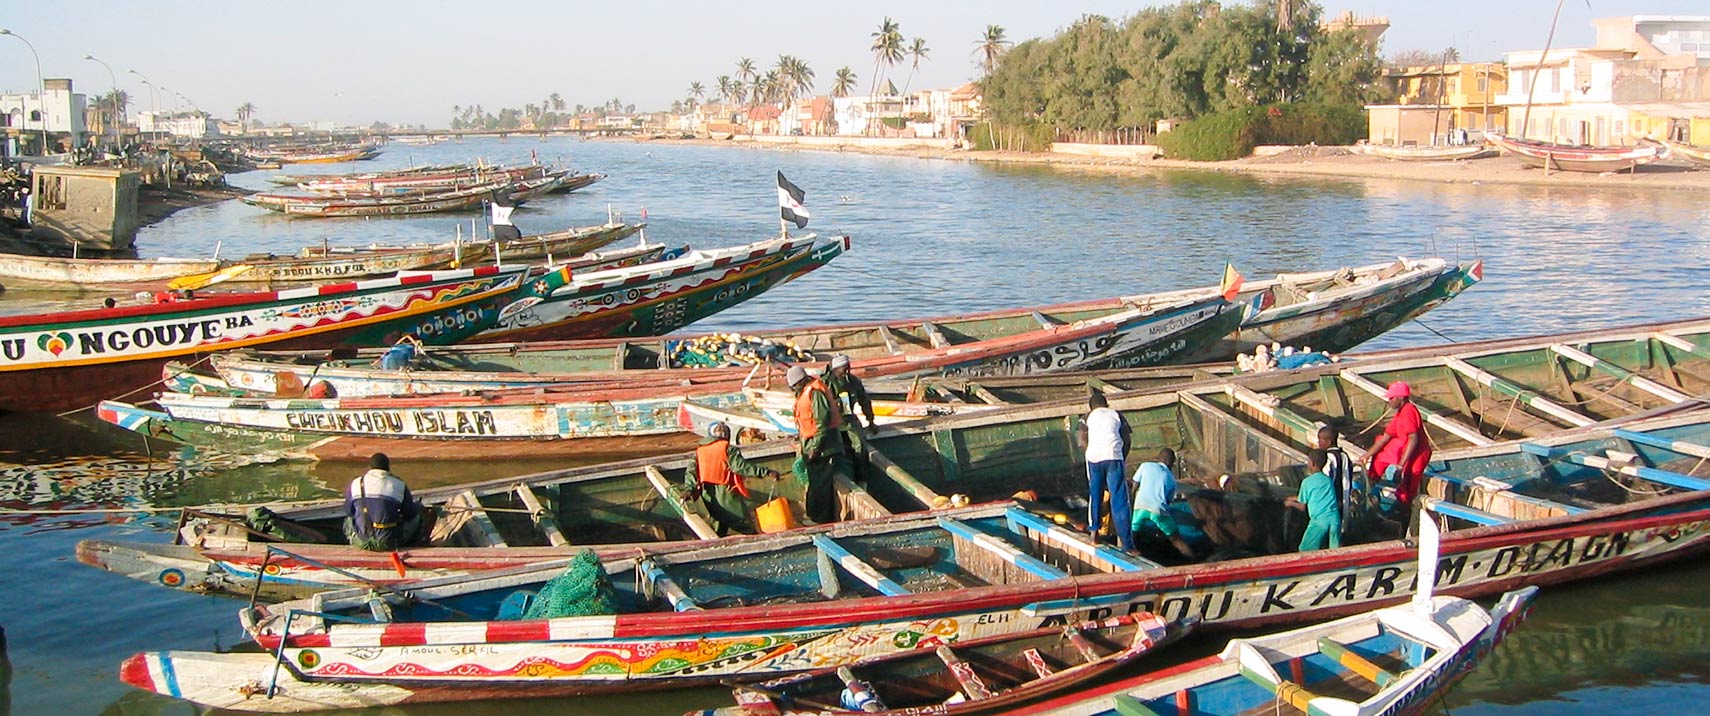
1429, 502, 1513, 526
1615, 429, 1710, 457
1522, 442, 1710, 491
937, 516, 1066, 580
1003, 507, 1159, 571
810, 534, 909, 597
1020, 592, 1135, 617
157, 651, 182, 698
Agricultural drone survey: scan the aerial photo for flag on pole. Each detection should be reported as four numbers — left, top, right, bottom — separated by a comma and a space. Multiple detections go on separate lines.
1220, 263, 1245, 302
777, 171, 810, 229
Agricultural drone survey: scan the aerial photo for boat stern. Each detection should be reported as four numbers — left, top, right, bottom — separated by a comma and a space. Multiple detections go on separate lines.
119, 652, 164, 695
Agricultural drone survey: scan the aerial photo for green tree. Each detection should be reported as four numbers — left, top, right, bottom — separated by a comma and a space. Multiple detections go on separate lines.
974, 24, 1010, 76
688, 80, 706, 108
234, 101, 256, 128
901, 37, 930, 94
869, 17, 904, 98
832, 67, 858, 97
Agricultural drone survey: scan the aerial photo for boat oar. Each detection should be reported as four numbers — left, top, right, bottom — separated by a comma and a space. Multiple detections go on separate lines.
167, 264, 255, 291
262, 545, 477, 620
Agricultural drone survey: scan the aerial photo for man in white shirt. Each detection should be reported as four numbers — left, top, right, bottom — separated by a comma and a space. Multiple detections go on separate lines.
1077, 392, 1134, 551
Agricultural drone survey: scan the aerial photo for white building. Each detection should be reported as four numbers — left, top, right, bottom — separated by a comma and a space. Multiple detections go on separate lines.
138, 111, 219, 139
0, 77, 87, 152
1594, 15, 1710, 60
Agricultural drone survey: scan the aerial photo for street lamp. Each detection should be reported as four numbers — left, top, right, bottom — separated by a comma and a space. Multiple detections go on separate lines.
84, 54, 119, 149
0, 28, 49, 157
127, 68, 159, 136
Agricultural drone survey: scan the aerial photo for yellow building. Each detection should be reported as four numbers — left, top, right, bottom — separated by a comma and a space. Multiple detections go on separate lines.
1366, 63, 1507, 145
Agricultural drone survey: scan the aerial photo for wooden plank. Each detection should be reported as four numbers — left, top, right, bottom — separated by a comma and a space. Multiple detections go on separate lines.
1021, 648, 1054, 679
1551, 343, 1691, 403
1004, 507, 1161, 571
1520, 442, 1710, 491
1112, 695, 1164, 716
1421, 499, 1514, 526
931, 429, 962, 484
644, 465, 720, 541
1031, 311, 1063, 329
1225, 384, 1319, 440
1655, 331, 1710, 359
965, 382, 1007, 405
512, 485, 569, 547
1339, 369, 1495, 446
1064, 628, 1101, 663
812, 534, 910, 596
1317, 637, 1399, 687
865, 445, 945, 510
921, 321, 951, 349
1615, 428, 1710, 461
638, 558, 701, 611
446, 490, 507, 547
1442, 357, 1596, 428
1086, 377, 1123, 395
935, 645, 995, 700
876, 325, 904, 356
938, 516, 1067, 580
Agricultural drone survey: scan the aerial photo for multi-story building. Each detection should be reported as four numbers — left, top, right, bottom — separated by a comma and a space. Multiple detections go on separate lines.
1494, 15, 1710, 145
137, 111, 219, 139
1, 78, 88, 154
1365, 62, 1506, 145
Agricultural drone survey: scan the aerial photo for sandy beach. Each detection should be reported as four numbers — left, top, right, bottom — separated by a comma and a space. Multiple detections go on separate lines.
632, 136, 1710, 192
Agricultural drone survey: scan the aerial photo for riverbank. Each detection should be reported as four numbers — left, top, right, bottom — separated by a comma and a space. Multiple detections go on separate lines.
631, 135, 1710, 192
138, 184, 249, 227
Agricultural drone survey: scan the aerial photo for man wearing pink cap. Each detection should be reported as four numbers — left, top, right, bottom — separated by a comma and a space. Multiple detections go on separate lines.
1367, 381, 1431, 537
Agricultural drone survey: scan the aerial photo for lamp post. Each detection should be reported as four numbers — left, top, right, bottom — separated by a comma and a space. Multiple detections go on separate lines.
127, 69, 159, 137
0, 28, 49, 157
83, 54, 119, 150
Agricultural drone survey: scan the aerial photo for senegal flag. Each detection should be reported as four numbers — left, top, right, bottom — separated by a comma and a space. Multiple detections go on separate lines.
1220, 263, 1245, 302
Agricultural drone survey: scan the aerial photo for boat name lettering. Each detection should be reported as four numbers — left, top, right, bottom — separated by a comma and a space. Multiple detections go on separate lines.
67, 319, 228, 357
0, 338, 21, 361
283, 409, 498, 435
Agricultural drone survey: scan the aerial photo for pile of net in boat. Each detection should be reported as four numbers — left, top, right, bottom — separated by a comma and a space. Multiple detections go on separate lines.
667, 333, 814, 368
521, 548, 619, 618
1234, 343, 1336, 374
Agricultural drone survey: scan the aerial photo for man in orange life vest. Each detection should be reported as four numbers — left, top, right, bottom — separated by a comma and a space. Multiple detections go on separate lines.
788, 364, 851, 524
684, 421, 780, 535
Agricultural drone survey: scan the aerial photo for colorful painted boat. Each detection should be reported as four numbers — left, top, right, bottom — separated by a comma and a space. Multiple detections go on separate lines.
115, 476, 1700, 713
79, 317, 1710, 600
1485, 133, 1662, 173
1349, 142, 1496, 161
692, 612, 1191, 716
295, 165, 548, 195
0, 266, 532, 413
266, 163, 474, 186
1015, 585, 1538, 716
0, 244, 473, 292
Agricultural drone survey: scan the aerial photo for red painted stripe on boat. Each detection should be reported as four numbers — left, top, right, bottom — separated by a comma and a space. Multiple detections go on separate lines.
316, 281, 359, 295
485, 620, 551, 643
118, 653, 156, 691
381, 622, 428, 646
397, 273, 433, 286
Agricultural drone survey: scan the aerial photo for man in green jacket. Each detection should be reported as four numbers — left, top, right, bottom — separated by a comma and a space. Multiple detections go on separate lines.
789, 364, 851, 524
823, 354, 875, 480
684, 422, 779, 535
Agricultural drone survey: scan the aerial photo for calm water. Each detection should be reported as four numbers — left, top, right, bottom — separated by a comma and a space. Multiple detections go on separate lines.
2, 138, 1709, 715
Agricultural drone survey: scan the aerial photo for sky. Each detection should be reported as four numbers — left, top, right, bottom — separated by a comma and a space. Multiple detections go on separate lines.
1, 0, 1705, 127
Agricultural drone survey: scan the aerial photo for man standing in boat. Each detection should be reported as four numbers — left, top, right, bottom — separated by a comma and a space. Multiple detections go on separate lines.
344, 453, 422, 551
788, 364, 851, 524
1286, 449, 1342, 551
824, 354, 875, 480
685, 421, 781, 535
1078, 392, 1135, 552
1367, 381, 1431, 540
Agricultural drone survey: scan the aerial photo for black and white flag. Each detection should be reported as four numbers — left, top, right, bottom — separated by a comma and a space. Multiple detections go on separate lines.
777, 171, 810, 229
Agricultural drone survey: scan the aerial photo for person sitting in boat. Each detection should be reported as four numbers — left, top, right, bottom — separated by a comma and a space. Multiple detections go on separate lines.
375, 335, 424, 371
824, 354, 875, 481
1367, 381, 1432, 540
684, 421, 780, 535
344, 453, 422, 551
488, 192, 521, 242
1286, 449, 1342, 551
1130, 448, 1195, 559
789, 364, 851, 525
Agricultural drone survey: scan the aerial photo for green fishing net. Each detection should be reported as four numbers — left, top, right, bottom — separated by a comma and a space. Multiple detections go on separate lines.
521, 548, 619, 619
793, 455, 810, 483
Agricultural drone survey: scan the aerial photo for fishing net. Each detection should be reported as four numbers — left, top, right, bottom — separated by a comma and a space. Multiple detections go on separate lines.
667, 333, 814, 368
521, 548, 619, 619
793, 455, 810, 483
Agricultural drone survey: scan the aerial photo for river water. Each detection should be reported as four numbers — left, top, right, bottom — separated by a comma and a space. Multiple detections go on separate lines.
2, 138, 1708, 715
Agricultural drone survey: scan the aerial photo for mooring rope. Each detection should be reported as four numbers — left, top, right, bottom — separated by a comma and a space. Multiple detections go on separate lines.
56, 354, 217, 418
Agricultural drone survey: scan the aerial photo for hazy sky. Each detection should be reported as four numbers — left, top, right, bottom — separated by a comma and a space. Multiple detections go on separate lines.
1, 1, 1704, 126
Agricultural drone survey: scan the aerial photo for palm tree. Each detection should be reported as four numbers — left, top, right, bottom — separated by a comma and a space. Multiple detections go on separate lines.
235, 101, 257, 128
831, 67, 859, 98
974, 24, 1010, 76
687, 81, 706, 108
548, 93, 565, 112
869, 17, 905, 98
716, 75, 734, 104
735, 58, 757, 92
901, 37, 931, 94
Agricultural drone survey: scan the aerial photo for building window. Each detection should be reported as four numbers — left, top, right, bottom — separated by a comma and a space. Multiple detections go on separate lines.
1685, 43, 1701, 52
29, 110, 42, 122
1477, 75, 1488, 93
1615, 120, 1625, 137
1547, 68, 1559, 93
1447, 78, 1459, 94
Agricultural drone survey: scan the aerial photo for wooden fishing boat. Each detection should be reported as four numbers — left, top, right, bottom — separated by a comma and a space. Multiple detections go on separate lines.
1485, 133, 1662, 173
692, 612, 1190, 716
0, 265, 533, 413
1015, 585, 1538, 716
1658, 138, 1710, 169
115, 473, 1700, 713
473, 234, 855, 342
0, 252, 223, 290
266, 163, 473, 186
242, 181, 511, 218
261, 146, 382, 165
549, 172, 603, 194
1349, 142, 1497, 161
78, 316, 1710, 600
197, 256, 1472, 400
295, 164, 548, 196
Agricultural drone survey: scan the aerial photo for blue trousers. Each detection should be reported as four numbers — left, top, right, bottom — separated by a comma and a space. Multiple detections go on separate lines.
1087, 459, 1134, 551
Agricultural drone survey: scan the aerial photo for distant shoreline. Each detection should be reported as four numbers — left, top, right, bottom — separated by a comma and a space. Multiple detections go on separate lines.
612, 135, 1710, 192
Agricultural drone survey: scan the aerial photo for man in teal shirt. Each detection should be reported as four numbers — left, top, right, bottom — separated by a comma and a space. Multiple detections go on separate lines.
1286, 449, 1342, 551
1130, 448, 1194, 559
